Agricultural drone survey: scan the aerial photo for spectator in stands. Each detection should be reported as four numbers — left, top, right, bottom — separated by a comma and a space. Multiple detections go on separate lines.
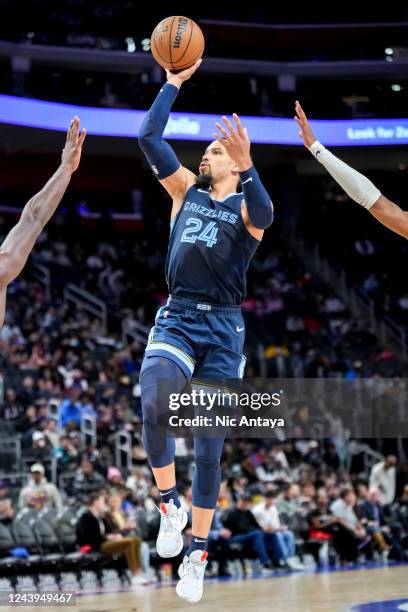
15, 405, 38, 436
252, 490, 305, 569
330, 489, 369, 561
43, 418, 60, 448
53, 435, 78, 467
255, 453, 290, 484
369, 456, 397, 505
221, 493, 274, 570
73, 459, 106, 502
126, 467, 150, 501
107, 467, 125, 487
0, 480, 14, 526
60, 396, 81, 428
105, 491, 154, 582
357, 487, 405, 560
76, 490, 148, 586
1, 387, 23, 420
18, 463, 63, 512
31, 430, 53, 460
277, 483, 301, 519
207, 509, 232, 577
308, 490, 364, 565
18, 376, 38, 408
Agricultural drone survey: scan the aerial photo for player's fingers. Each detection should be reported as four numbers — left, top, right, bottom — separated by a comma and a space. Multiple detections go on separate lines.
213, 133, 227, 146
222, 115, 236, 136
78, 128, 87, 147
66, 118, 74, 141
70, 116, 80, 142
233, 113, 246, 136
215, 122, 229, 139
295, 101, 307, 120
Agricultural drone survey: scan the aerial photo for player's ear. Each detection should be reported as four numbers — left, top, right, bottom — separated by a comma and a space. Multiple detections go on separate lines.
231, 163, 239, 177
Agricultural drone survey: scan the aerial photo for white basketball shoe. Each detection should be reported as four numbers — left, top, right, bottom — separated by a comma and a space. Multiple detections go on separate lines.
176, 549, 208, 603
156, 499, 188, 558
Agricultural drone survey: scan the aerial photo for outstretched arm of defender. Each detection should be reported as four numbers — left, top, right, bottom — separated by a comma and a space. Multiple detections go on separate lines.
138, 60, 201, 204
369, 195, 408, 239
294, 101, 408, 239
0, 117, 86, 288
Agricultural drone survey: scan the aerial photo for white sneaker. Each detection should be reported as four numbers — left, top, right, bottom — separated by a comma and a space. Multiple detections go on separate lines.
176, 549, 208, 604
131, 573, 149, 587
156, 499, 188, 558
287, 557, 306, 570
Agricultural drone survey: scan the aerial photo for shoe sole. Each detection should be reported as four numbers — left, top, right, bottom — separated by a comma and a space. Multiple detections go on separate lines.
156, 510, 188, 558
176, 579, 203, 603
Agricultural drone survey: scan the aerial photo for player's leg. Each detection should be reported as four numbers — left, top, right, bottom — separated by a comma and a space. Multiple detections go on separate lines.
140, 354, 189, 558
175, 435, 224, 602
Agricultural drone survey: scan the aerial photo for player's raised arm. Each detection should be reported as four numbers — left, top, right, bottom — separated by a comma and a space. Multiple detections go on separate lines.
294, 101, 408, 240
138, 60, 201, 204
0, 116, 86, 288
213, 113, 274, 235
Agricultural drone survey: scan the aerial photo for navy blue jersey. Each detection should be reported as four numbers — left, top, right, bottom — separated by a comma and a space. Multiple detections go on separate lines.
165, 185, 260, 305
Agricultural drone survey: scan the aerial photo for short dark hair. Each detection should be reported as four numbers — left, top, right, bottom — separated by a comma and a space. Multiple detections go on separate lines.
238, 492, 252, 502
339, 487, 353, 500
265, 490, 278, 499
87, 490, 105, 506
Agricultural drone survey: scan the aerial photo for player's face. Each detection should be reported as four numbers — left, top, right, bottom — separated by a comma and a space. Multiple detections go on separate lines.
199, 141, 236, 181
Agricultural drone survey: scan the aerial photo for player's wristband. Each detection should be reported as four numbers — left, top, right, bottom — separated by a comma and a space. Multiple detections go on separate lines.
239, 165, 274, 229
308, 141, 381, 210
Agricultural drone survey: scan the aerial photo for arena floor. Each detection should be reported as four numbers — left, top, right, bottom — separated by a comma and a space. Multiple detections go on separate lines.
6, 563, 407, 612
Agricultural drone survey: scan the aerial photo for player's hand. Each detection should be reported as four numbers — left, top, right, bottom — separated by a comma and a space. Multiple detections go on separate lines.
166, 58, 202, 88
61, 116, 86, 173
213, 113, 252, 171
294, 101, 317, 148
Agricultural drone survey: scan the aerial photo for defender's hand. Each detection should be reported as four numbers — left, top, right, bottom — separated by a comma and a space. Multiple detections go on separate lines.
294, 101, 317, 148
61, 116, 86, 173
213, 113, 252, 171
166, 58, 202, 89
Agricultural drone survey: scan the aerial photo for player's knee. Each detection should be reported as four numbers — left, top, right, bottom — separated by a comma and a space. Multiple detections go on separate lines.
195, 455, 220, 496
141, 376, 171, 461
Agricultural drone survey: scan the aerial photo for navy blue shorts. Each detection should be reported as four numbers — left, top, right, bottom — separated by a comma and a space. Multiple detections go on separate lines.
145, 295, 246, 379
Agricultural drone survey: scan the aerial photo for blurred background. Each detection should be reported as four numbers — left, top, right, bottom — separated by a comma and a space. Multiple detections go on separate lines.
0, 2, 407, 591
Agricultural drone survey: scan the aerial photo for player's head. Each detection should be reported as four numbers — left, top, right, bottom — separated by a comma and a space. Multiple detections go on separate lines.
197, 141, 240, 189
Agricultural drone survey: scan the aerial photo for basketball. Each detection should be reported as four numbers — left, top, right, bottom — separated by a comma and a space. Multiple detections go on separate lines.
150, 16, 205, 72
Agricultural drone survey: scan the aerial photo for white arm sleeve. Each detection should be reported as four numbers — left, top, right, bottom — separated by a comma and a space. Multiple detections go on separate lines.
308, 141, 381, 210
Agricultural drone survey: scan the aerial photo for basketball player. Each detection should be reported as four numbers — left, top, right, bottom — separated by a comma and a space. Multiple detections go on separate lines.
294, 101, 408, 239
0, 117, 86, 327
138, 59, 274, 602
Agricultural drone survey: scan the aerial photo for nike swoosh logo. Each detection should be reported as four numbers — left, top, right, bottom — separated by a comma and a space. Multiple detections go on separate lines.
236, 326, 244, 332
241, 177, 253, 185
194, 538, 207, 543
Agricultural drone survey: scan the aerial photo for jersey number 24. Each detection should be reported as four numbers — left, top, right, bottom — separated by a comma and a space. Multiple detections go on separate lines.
180, 217, 218, 248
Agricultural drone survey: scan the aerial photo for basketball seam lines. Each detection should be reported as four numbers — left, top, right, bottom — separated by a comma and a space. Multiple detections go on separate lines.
152, 35, 171, 66
169, 16, 176, 71
173, 42, 204, 71
174, 18, 194, 65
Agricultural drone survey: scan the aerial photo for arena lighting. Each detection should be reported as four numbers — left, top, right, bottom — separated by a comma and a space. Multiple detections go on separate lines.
0, 94, 408, 146
125, 37, 136, 53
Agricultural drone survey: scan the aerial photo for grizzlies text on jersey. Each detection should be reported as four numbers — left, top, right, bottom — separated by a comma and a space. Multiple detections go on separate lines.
165, 185, 260, 305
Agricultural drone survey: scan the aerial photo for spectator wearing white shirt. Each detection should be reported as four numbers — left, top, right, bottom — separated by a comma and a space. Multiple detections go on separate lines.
330, 489, 369, 563
251, 490, 304, 569
369, 456, 397, 506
